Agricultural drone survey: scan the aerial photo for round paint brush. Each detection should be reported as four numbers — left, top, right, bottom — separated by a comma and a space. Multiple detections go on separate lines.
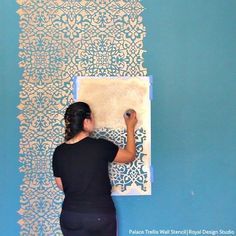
124, 109, 136, 118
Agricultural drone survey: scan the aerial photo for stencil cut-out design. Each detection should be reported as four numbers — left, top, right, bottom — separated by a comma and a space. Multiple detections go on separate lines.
92, 127, 150, 195
17, 0, 147, 235
75, 76, 152, 195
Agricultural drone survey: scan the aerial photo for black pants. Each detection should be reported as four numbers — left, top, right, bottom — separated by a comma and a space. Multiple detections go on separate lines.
60, 209, 117, 236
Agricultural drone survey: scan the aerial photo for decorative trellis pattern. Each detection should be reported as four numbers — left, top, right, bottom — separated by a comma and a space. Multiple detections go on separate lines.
17, 0, 146, 235
92, 127, 148, 194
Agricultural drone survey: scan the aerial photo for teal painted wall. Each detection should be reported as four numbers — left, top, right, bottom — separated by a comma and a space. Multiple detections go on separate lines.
0, 1, 22, 235
0, 0, 236, 235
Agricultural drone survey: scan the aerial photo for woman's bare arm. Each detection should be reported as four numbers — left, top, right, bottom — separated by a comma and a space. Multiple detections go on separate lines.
55, 177, 63, 191
113, 111, 137, 163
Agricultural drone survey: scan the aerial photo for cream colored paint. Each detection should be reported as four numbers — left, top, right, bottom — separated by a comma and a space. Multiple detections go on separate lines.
76, 77, 151, 129
75, 76, 152, 195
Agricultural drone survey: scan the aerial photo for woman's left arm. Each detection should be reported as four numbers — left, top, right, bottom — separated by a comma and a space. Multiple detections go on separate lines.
55, 177, 63, 191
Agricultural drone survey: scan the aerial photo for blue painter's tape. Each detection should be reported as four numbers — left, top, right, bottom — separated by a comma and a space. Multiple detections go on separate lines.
149, 75, 153, 100
72, 76, 78, 101
150, 165, 154, 183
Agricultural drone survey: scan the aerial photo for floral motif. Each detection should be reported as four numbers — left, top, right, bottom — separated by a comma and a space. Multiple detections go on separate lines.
18, 0, 147, 234
92, 128, 148, 193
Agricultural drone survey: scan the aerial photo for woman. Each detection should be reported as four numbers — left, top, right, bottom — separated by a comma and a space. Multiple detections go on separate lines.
52, 102, 137, 236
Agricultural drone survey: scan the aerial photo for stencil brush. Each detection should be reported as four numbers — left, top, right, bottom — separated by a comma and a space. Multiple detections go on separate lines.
124, 109, 136, 118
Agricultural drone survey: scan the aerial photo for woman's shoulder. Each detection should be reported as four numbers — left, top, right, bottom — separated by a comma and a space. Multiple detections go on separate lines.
53, 143, 65, 152
88, 137, 117, 149
54, 137, 114, 150
96, 138, 118, 149
95, 137, 110, 143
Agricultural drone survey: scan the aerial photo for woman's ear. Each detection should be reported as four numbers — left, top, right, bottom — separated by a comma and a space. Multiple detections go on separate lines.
83, 118, 91, 131
83, 117, 94, 132
83, 118, 88, 130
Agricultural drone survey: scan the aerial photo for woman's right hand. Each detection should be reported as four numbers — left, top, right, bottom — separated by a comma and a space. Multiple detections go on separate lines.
124, 110, 138, 130
114, 110, 138, 163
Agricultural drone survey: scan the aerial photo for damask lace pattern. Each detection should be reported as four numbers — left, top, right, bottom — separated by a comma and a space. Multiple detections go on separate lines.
17, 0, 147, 235
92, 128, 148, 194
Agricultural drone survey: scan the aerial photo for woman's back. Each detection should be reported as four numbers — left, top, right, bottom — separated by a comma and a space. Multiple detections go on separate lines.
52, 102, 137, 235
53, 136, 118, 213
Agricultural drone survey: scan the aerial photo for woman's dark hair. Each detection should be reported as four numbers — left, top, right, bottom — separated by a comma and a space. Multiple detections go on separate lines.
64, 102, 92, 141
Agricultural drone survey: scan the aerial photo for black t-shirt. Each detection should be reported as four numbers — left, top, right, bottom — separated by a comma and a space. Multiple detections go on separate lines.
52, 137, 119, 213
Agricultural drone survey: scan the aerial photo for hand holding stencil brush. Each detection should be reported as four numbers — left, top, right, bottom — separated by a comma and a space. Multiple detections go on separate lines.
124, 109, 136, 118
124, 109, 138, 130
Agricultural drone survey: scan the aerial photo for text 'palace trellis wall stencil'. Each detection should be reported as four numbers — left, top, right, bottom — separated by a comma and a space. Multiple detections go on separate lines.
73, 76, 152, 195
17, 0, 147, 235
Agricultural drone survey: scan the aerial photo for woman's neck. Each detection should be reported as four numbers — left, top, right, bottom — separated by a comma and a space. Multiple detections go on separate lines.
66, 131, 90, 144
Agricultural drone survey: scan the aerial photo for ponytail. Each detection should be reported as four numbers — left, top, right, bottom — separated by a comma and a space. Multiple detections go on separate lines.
64, 102, 91, 141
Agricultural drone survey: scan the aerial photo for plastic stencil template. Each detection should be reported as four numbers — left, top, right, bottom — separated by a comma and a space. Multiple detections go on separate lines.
73, 76, 152, 195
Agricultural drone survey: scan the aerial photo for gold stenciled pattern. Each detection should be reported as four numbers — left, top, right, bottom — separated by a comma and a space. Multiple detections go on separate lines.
17, 0, 146, 235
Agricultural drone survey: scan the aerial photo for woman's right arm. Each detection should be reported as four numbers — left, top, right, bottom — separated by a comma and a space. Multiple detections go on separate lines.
113, 111, 137, 163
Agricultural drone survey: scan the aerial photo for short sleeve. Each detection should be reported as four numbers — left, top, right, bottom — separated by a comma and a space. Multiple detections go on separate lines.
52, 147, 61, 177
99, 139, 119, 162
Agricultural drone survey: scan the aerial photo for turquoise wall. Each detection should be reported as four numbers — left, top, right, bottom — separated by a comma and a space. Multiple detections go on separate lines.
0, 1, 22, 234
0, 0, 236, 235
